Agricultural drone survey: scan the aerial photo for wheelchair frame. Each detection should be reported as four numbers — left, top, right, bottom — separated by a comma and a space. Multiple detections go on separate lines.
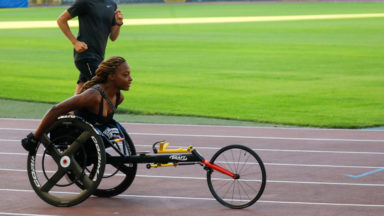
26, 115, 266, 209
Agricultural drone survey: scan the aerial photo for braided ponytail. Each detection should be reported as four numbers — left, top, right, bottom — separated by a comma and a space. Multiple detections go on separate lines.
80, 56, 126, 93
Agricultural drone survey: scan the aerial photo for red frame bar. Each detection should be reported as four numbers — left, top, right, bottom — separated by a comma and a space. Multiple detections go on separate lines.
202, 160, 237, 179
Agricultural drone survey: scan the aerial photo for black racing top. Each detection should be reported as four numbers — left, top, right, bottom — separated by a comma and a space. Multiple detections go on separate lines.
67, 0, 117, 62
75, 85, 120, 126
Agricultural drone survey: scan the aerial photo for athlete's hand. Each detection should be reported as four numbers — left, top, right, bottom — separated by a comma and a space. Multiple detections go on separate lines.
115, 9, 124, 25
73, 40, 88, 53
21, 132, 39, 152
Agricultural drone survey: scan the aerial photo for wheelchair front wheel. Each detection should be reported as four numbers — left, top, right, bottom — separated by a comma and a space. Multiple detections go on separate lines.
207, 145, 266, 209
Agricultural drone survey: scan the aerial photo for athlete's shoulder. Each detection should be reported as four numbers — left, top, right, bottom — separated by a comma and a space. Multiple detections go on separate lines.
80, 88, 102, 104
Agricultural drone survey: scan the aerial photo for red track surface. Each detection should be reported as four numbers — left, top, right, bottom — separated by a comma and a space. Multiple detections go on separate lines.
1, 118, 384, 216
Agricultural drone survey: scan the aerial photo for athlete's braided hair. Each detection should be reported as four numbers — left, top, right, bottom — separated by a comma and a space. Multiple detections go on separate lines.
80, 56, 126, 93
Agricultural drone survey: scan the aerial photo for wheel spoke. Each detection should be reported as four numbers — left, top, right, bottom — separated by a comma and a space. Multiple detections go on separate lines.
230, 149, 237, 173
231, 180, 236, 202
236, 150, 242, 173
237, 179, 252, 201
41, 134, 62, 162
237, 152, 252, 175
241, 179, 260, 194
212, 178, 232, 192
40, 168, 66, 192
70, 160, 93, 190
239, 171, 261, 178
221, 154, 234, 172
222, 180, 235, 200
64, 131, 91, 156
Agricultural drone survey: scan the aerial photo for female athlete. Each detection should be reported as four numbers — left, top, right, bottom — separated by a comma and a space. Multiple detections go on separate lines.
21, 56, 132, 150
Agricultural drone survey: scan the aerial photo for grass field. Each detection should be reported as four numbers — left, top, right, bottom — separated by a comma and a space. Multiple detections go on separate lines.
0, 2, 383, 128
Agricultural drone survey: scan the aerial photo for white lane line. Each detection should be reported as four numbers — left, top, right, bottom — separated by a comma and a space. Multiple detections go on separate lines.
0, 118, 41, 121
0, 151, 382, 169
0, 128, 32, 131
0, 117, 380, 132
135, 175, 384, 187
0, 152, 383, 169
258, 200, 384, 207
0, 139, 21, 142
0, 118, 382, 132
4, 144, 384, 156
0, 213, 57, 216
0, 152, 27, 156
1, 129, 383, 143
118, 194, 384, 207
130, 132, 384, 142
0, 188, 383, 208
2, 139, 384, 155
2, 168, 384, 187
265, 163, 382, 169
120, 122, 383, 132
136, 144, 384, 155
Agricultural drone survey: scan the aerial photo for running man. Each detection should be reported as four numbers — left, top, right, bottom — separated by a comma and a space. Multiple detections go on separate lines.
57, 0, 124, 94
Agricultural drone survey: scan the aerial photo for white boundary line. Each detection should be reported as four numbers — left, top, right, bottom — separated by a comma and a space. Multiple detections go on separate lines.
0, 213, 57, 216
0, 188, 383, 208
0, 117, 383, 131
1, 13, 384, 29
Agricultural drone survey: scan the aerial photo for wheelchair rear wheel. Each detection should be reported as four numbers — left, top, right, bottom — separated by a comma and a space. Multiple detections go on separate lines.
92, 124, 137, 197
67, 121, 138, 197
27, 116, 106, 207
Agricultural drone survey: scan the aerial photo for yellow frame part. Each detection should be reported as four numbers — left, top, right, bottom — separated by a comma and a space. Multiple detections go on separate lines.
157, 142, 194, 153
149, 163, 179, 168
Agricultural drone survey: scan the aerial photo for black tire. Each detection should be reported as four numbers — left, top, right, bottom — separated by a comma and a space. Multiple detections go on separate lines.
207, 145, 266, 209
92, 123, 137, 197
27, 116, 106, 207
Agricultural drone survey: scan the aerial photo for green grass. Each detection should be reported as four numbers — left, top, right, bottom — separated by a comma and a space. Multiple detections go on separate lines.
0, 2, 383, 128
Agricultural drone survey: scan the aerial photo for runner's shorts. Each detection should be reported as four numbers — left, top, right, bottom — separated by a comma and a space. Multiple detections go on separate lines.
75, 59, 101, 83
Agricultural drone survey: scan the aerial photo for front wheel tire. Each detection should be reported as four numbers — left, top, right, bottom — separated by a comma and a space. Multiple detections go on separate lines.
207, 145, 266, 209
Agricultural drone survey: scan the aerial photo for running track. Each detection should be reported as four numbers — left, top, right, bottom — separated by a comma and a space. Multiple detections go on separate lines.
0, 118, 384, 216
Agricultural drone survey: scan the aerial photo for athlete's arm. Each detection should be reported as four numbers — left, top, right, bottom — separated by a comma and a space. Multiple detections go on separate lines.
110, 9, 123, 41
33, 89, 99, 139
57, 10, 88, 52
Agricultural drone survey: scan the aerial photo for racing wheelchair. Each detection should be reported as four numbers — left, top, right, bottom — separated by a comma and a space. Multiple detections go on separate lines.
27, 115, 266, 209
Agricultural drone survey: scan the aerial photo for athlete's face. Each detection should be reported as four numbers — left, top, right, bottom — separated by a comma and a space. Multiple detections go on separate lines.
114, 62, 132, 91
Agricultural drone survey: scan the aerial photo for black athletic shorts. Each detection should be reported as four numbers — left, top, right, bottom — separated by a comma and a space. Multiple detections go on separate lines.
75, 59, 101, 84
